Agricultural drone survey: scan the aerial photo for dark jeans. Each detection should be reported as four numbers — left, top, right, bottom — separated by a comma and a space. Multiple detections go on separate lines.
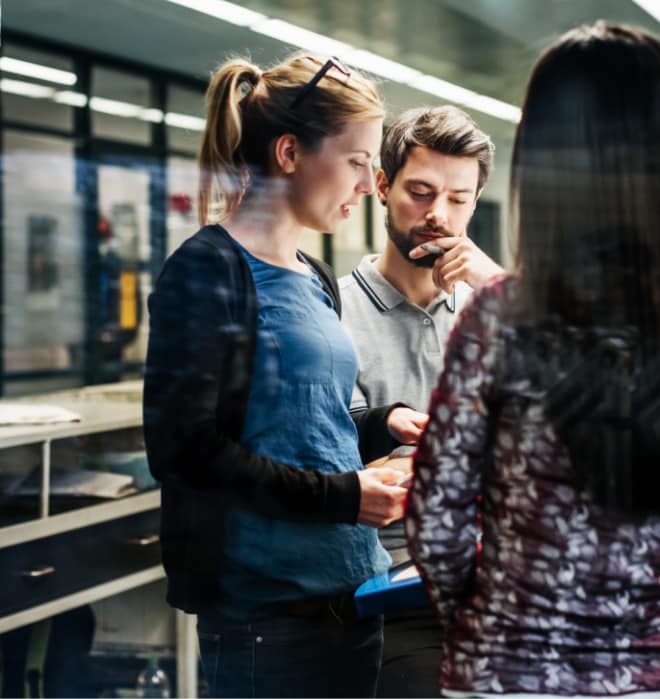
377, 523, 443, 698
376, 607, 442, 697
198, 612, 384, 698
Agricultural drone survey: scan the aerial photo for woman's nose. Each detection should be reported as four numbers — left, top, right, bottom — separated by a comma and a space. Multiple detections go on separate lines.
357, 167, 376, 195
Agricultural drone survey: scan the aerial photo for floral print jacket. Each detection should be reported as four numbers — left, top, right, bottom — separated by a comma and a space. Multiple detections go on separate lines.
406, 276, 660, 696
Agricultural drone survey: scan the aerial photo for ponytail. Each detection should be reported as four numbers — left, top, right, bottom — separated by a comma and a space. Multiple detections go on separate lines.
198, 59, 262, 225
197, 52, 384, 225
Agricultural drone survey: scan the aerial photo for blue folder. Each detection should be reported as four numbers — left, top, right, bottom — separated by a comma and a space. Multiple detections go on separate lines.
354, 560, 430, 618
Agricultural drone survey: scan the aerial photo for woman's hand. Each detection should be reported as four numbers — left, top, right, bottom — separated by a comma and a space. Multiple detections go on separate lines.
386, 407, 429, 444
356, 468, 407, 527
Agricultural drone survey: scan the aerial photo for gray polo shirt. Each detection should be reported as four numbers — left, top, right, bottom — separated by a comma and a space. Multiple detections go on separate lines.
341, 255, 473, 564
339, 254, 473, 414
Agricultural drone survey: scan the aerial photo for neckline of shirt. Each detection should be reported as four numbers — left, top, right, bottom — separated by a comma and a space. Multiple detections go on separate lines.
356, 254, 456, 313
234, 238, 314, 279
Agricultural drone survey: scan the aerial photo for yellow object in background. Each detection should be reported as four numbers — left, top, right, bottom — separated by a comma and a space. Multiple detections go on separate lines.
119, 271, 138, 330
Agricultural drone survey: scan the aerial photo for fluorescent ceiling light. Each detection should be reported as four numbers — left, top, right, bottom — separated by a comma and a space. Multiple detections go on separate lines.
344, 50, 421, 83
53, 90, 88, 107
90, 96, 145, 118
163, 0, 266, 26
251, 18, 352, 57
165, 112, 206, 130
411, 75, 521, 123
631, 0, 660, 21
0, 79, 204, 128
0, 78, 55, 99
89, 99, 167, 123
141, 108, 165, 123
160, 0, 520, 123
0, 56, 77, 86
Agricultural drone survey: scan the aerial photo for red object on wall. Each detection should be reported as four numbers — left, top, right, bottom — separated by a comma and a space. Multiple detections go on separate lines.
169, 193, 193, 214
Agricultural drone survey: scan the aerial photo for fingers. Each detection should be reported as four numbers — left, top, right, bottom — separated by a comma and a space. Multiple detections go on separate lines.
367, 466, 405, 485
402, 423, 424, 443
433, 255, 464, 291
357, 468, 408, 527
386, 407, 429, 444
408, 238, 459, 261
411, 413, 430, 429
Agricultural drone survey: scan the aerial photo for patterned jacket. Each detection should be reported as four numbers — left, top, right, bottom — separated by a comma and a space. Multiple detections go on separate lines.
406, 275, 660, 696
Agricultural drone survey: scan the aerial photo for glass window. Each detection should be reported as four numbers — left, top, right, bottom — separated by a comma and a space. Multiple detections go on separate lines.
91, 68, 154, 145
2, 131, 85, 396
166, 85, 205, 154
96, 161, 152, 374
167, 156, 198, 256
1, 43, 76, 132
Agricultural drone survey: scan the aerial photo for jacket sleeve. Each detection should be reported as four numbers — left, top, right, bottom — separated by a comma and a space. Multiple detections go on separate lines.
351, 404, 405, 463
143, 238, 360, 524
405, 282, 503, 620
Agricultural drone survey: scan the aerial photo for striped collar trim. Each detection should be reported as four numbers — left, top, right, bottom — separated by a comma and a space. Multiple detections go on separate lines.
353, 255, 457, 314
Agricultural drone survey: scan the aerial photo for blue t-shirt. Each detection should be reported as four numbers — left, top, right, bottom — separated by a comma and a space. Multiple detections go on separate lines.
219, 247, 391, 618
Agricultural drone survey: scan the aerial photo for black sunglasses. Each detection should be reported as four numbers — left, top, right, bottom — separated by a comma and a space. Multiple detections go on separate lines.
290, 57, 351, 109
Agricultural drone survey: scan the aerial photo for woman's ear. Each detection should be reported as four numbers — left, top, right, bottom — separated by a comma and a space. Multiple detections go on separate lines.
273, 133, 299, 175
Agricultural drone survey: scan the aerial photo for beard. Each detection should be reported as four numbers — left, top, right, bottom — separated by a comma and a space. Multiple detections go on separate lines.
385, 212, 444, 268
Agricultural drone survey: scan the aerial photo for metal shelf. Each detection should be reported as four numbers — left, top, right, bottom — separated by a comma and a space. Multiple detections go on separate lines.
0, 489, 160, 549
0, 565, 165, 634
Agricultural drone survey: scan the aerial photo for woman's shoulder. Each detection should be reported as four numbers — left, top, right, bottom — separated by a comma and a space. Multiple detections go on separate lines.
455, 273, 518, 337
161, 225, 242, 278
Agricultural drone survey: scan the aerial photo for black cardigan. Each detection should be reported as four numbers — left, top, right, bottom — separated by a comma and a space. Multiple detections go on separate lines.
143, 225, 398, 613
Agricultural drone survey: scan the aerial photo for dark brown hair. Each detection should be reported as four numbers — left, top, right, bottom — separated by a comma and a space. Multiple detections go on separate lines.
510, 21, 660, 515
380, 105, 494, 191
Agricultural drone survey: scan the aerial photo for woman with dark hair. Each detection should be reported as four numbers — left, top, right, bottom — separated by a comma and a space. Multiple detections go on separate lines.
406, 22, 660, 697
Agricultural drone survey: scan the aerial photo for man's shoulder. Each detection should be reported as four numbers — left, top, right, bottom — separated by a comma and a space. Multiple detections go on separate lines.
338, 270, 356, 291
338, 254, 380, 297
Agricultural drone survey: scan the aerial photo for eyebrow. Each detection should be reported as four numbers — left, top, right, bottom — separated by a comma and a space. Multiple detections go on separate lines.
405, 178, 474, 194
349, 149, 373, 158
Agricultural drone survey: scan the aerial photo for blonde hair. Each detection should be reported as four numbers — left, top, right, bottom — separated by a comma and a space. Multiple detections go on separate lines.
198, 53, 384, 224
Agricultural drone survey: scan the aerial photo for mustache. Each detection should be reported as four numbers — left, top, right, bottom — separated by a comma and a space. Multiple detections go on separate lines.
411, 223, 452, 237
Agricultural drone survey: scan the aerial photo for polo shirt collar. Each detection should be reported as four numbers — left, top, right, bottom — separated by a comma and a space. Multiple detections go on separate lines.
352, 254, 456, 313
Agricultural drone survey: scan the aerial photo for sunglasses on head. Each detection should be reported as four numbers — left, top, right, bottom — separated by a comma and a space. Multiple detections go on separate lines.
290, 56, 351, 109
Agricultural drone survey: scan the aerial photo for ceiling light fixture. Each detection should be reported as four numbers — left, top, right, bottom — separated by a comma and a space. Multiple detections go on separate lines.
0, 79, 203, 129
251, 18, 352, 57
165, 112, 206, 130
89, 96, 146, 118
631, 0, 660, 22
344, 50, 421, 84
163, 0, 266, 26
411, 75, 520, 123
0, 57, 77, 86
161, 0, 520, 123
53, 90, 88, 107
0, 78, 55, 99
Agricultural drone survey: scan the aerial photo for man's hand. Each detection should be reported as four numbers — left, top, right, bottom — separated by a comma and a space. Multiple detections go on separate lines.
356, 468, 407, 527
386, 407, 429, 444
409, 237, 504, 293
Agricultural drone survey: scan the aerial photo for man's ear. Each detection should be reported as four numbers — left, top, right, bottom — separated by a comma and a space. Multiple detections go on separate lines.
375, 169, 390, 206
273, 133, 299, 174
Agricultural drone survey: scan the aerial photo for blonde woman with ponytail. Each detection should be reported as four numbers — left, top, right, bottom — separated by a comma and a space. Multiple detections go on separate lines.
144, 53, 423, 697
